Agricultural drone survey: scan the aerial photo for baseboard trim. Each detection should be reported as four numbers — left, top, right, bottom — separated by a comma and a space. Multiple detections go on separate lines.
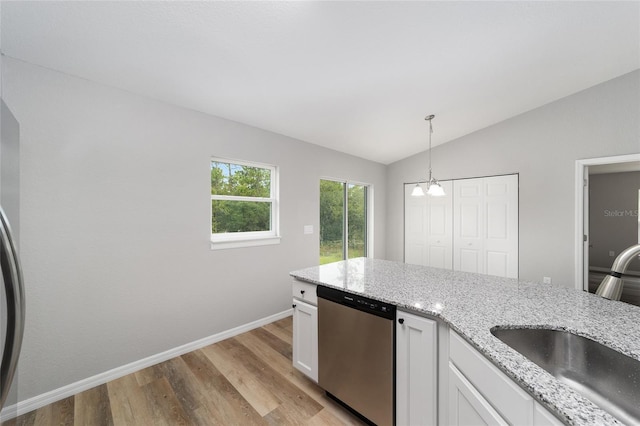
0, 309, 293, 421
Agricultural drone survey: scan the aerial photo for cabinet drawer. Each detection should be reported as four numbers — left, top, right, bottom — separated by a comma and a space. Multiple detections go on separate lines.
292, 280, 317, 305
450, 331, 533, 425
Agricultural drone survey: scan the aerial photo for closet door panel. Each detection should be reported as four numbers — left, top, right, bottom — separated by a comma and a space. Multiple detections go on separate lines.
426, 181, 453, 269
454, 179, 485, 274
484, 175, 518, 278
405, 184, 429, 266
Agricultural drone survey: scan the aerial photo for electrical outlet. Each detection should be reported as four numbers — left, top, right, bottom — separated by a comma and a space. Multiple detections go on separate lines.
543, 277, 552, 284
304, 225, 313, 235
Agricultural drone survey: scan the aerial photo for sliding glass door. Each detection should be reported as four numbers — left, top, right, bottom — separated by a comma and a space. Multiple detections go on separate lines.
320, 179, 368, 265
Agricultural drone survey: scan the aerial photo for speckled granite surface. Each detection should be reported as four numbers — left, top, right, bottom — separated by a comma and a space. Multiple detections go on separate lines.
290, 258, 640, 425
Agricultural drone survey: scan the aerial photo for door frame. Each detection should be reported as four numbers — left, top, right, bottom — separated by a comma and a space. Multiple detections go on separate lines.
574, 153, 640, 291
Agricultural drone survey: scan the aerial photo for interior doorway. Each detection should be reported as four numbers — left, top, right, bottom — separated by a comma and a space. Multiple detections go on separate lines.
575, 154, 640, 305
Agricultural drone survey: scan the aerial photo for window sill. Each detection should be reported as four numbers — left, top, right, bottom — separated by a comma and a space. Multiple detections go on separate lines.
210, 235, 281, 250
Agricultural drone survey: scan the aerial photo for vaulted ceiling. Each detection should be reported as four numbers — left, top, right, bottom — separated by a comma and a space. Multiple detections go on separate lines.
2, 1, 638, 164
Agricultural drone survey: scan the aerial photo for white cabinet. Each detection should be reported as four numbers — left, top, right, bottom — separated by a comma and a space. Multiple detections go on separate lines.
448, 330, 561, 426
396, 311, 438, 426
292, 280, 318, 382
448, 362, 507, 425
534, 402, 564, 426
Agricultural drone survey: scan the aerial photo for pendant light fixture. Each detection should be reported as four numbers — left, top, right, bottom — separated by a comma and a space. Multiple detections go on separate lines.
412, 114, 445, 197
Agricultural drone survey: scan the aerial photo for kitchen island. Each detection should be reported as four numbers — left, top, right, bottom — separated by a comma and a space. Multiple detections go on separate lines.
290, 258, 640, 425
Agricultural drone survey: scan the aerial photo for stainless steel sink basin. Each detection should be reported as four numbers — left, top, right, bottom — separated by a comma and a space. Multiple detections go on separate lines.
491, 327, 640, 425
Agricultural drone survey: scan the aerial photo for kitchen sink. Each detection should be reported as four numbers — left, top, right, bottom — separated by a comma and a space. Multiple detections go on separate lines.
490, 327, 640, 425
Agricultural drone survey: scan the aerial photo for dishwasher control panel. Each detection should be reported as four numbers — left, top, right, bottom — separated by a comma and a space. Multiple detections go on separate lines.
317, 286, 396, 320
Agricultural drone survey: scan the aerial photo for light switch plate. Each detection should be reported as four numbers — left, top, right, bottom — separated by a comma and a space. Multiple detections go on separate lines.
304, 225, 313, 234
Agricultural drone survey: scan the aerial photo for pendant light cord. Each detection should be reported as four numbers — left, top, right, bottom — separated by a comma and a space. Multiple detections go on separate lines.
426, 115, 434, 182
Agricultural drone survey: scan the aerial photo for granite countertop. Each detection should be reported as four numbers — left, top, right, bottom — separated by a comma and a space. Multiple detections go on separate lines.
290, 258, 640, 425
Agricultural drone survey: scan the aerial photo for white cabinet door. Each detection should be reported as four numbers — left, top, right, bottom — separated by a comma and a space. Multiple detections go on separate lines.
453, 175, 518, 278
534, 402, 563, 426
396, 311, 437, 426
448, 363, 508, 426
292, 299, 318, 382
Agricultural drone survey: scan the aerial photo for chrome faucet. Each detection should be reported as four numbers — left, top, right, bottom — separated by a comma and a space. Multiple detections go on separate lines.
596, 244, 640, 301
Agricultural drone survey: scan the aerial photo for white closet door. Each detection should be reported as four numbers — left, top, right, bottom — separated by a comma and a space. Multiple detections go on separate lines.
426, 180, 453, 269
405, 182, 453, 268
404, 184, 428, 266
485, 175, 518, 278
453, 175, 518, 278
454, 178, 485, 274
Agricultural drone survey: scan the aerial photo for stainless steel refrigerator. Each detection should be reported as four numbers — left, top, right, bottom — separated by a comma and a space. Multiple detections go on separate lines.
1, 99, 25, 413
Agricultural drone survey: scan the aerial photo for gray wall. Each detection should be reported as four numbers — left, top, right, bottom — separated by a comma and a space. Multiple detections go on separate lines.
2, 57, 386, 403
589, 171, 640, 272
387, 70, 640, 287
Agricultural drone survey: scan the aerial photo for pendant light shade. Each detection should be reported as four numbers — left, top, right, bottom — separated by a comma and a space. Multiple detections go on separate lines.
411, 114, 445, 197
427, 180, 445, 196
411, 183, 425, 197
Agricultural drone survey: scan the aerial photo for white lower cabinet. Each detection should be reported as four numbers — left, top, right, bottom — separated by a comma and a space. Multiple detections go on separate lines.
534, 401, 564, 426
448, 362, 507, 425
292, 281, 318, 382
396, 311, 437, 426
448, 330, 562, 426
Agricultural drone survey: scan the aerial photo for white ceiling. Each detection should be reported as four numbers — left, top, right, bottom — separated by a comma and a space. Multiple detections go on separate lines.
2, 1, 639, 164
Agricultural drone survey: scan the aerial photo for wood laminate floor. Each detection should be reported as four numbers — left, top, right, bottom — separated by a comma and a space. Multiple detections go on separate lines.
2, 316, 365, 426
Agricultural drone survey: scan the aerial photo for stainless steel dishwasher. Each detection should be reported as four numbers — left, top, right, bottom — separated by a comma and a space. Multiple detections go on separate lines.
317, 286, 395, 426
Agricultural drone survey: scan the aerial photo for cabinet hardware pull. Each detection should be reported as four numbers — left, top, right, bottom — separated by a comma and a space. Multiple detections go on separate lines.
398, 318, 404, 324
301, 290, 305, 294
292, 304, 297, 309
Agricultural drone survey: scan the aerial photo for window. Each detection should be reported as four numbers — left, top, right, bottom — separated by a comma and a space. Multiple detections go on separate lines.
319, 179, 369, 264
211, 158, 279, 249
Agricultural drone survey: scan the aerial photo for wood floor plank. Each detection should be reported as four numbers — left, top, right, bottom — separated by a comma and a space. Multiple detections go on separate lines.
250, 326, 292, 360
134, 363, 164, 387
201, 340, 282, 416
262, 405, 300, 425
1, 408, 36, 426
107, 373, 154, 425
262, 317, 293, 345
215, 337, 323, 422
50, 396, 74, 426
236, 328, 365, 425
32, 404, 53, 426
74, 384, 112, 426
142, 377, 191, 426
181, 350, 265, 425
153, 359, 199, 411
307, 407, 364, 426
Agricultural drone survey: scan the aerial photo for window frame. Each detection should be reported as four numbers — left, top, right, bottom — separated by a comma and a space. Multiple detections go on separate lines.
319, 177, 373, 263
210, 158, 280, 250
